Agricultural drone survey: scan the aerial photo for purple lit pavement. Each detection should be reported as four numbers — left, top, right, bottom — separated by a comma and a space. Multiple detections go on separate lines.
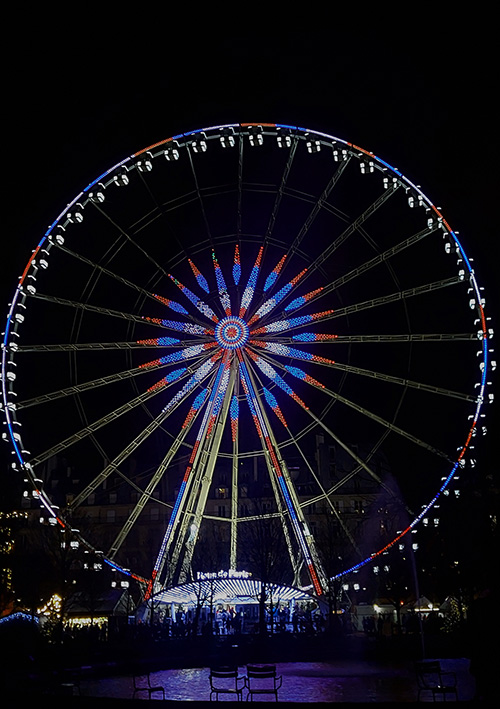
21, 658, 476, 704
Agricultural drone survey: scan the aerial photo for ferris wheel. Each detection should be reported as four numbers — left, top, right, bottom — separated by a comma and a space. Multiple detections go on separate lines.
1, 123, 494, 599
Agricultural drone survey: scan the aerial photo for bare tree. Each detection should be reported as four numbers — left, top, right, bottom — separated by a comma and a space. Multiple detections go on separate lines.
238, 503, 291, 636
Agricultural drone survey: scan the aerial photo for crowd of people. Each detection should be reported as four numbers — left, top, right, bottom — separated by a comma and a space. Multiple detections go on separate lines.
56, 601, 453, 645
140, 602, 348, 640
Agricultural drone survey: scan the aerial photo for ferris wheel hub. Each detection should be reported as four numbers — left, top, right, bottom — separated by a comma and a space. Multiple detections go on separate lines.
215, 316, 250, 350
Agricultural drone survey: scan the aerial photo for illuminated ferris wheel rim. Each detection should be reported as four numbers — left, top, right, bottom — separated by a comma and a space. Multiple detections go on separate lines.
1, 122, 492, 589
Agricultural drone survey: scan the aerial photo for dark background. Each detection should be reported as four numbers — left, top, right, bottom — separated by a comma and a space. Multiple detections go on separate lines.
1, 26, 498, 524
3, 29, 498, 312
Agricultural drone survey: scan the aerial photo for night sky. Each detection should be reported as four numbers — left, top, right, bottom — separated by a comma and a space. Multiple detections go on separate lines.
1, 28, 498, 528
3, 32, 497, 312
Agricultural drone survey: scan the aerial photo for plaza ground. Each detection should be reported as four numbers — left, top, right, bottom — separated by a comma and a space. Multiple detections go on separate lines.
2, 629, 497, 704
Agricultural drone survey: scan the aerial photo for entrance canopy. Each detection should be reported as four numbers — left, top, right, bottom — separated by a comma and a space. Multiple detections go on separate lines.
155, 578, 317, 607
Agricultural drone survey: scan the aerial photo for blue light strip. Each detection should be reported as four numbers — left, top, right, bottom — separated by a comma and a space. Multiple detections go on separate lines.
165, 356, 220, 412
157, 343, 214, 364
188, 259, 210, 294
157, 320, 211, 336
212, 250, 232, 315
239, 247, 263, 317
232, 245, 241, 285
250, 269, 307, 324
168, 274, 218, 323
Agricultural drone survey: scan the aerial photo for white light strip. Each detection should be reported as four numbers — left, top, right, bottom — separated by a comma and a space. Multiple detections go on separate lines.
156, 578, 315, 605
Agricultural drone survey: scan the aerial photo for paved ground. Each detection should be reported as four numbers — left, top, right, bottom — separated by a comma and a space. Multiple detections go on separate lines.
28, 657, 475, 704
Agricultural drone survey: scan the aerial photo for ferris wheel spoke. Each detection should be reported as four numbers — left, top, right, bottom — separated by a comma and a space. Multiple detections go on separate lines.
267, 275, 463, 330
134, 168, 192, 263
237, 133, 244, 236
322, 384, 450, 460
69, 354, 221, 510
15, 338, 202, 353
57, 243, 166, 305
322, 360, 476, 403
149, 352, 233, 591
26, 292, 210, 335
89, 200, 170, 280
271, 407, 364, 560
246, 158, 351, 320
264, 136, 299, 243
229, 378, 240, 570
270, 332, 477, 345
251, 267, 463, 336
306, 407, 413, 514
239, 349, 328, 594
173, 365, 237, 586
299, 333, 476, 343
295, 225, 437, 315
28, 366, 195, 467
303, 183, 401, 283
108, 394, 207, 559
253, 340, 475, 403
16, 347, 215, 410
334, 276, 463, 319
280, 184, 349, 222
256, 347, 453, 459
286, 156, 352, 262
17, 360, 165, 409
186, 145, 214, 249
59, 242, 216, 330
237, 356, 300, 581
29, 289, 218, 336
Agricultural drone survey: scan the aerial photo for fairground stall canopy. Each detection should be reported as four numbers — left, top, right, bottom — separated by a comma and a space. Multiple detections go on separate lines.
154, 574, 319, 608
